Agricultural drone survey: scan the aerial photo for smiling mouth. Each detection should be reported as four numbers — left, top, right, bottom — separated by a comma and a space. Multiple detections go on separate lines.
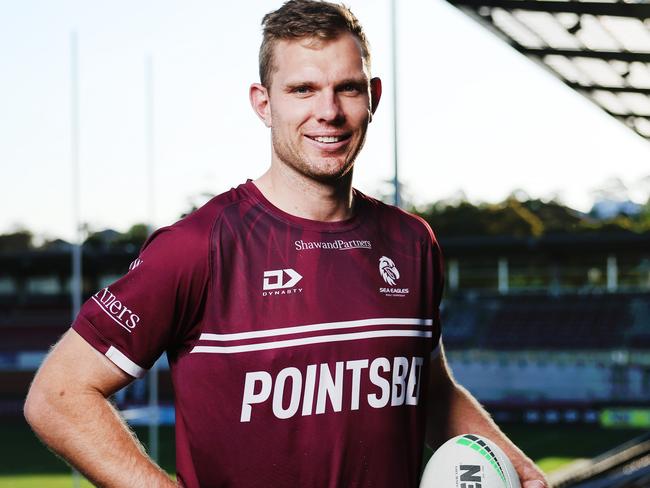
306, 134, 351, 144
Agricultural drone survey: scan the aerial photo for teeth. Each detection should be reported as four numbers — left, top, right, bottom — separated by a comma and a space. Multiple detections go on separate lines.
313, 136, 342, 143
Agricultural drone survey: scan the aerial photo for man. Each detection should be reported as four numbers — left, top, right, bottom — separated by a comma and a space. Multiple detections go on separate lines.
25, 1, 547, 487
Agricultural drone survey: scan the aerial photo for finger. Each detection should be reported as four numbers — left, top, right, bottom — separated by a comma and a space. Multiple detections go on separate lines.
523, 481, 547, 488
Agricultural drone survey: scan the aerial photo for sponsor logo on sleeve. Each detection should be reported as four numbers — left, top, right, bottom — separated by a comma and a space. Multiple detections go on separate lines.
91, 287, 141, 333
379, 256, 409, 297
262, 269, 303, 297
295, 239, 371, 251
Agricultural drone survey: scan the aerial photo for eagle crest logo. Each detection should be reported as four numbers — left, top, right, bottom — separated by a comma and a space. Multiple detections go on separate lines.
379, 256, 400, 286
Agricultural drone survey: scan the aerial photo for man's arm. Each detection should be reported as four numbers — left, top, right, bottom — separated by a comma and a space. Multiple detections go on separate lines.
426, 345, 548, 488
24, 329, 175, 488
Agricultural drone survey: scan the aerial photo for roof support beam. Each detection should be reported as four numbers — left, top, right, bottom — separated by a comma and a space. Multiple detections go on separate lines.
445, 0, 650, 142
605, 110, 650, 121
449, 0, 650, 19
517, 47, 650, 63
566, 82, 650, 96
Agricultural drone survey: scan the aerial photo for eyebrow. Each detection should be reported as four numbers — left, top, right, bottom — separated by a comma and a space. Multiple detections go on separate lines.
335, 78, 368, 88
283, 77, 369, 92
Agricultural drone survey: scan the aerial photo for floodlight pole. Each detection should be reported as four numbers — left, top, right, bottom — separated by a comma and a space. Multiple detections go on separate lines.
70, 32, 82, 320
146, 54, 156, 236
390, 0, 401, 208
70, 31, 83, 488
145, 54, 160, 463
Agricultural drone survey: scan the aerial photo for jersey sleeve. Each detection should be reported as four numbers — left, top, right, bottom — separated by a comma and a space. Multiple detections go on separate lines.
429, 232, 445, 357
72, 224, 209, 377
411, 214, 445, 357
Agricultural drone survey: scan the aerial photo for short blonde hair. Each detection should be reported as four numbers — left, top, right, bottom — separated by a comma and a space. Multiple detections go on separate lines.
259, 0, 371, 87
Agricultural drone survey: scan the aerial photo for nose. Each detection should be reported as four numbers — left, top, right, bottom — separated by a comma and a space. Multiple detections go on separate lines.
314, 89, 344, 125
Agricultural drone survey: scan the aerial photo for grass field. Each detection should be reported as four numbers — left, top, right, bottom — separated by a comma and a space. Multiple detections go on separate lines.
1, 419, 646, 487
0, 420, 175, 488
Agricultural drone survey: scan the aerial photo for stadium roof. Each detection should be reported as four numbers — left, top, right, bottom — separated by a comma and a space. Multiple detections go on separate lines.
445, 0, 650, 141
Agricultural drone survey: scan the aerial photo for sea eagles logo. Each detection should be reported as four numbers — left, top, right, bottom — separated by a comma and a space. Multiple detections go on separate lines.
379, 256, 400, 286
379, 257, 409, 297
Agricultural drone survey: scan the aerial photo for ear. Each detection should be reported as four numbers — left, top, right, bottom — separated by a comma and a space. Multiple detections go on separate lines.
249, 83, 272, 127
370, 77, 382, 117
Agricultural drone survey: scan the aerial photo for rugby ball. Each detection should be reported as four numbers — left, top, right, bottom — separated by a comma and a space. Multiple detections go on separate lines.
420, 434, 521, 488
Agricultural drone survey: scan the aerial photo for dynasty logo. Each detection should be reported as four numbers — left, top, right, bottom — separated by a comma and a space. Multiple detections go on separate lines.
262, 268, 303, 297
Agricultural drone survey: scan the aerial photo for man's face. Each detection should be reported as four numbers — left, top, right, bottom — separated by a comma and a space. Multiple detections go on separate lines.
258, 33, 380, 183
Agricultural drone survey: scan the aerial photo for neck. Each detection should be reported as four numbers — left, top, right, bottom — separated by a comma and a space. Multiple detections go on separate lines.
254, 163, 354, 222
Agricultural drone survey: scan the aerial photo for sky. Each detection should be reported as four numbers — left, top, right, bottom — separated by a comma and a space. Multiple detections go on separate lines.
2, 0, 650, 242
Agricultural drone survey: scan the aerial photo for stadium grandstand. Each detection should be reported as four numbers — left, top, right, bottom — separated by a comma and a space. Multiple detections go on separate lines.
2, 230, 649, 413
438, 1, 650, 485
441, 232, 650, 421
2, 215, 650, 486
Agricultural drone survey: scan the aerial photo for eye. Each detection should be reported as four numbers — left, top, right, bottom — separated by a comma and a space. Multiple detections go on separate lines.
291, 85, 312, 95
339, 83, 363, 95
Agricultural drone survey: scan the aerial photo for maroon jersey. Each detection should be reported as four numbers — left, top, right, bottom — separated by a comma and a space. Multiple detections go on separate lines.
72, 180, 444, 488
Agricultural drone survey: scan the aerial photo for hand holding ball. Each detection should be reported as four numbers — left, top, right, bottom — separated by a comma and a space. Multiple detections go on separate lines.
420, 434, 521, 488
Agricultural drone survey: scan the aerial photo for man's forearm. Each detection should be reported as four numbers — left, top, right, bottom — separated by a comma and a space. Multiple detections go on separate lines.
25, 385, 174, 488
24, 331, 174, 488
28, 392, 174, 487
427, 382, 527, 466
426, 380, 546, 486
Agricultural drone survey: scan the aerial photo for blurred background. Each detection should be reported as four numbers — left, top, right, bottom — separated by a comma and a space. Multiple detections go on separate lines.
2, 0, 650, 486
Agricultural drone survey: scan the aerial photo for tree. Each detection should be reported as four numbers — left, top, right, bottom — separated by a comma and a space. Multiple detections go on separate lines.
83, 224, 148, 250
116, 224, 148, 248
417, 199, 545, 237
0, 230, 33, 251
519, 199, 582, 234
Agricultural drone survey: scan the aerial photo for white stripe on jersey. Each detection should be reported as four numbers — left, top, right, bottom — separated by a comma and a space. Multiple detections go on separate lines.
191, 329, 432, 354
106, 346, 146, 378
198, 317, 433, 342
